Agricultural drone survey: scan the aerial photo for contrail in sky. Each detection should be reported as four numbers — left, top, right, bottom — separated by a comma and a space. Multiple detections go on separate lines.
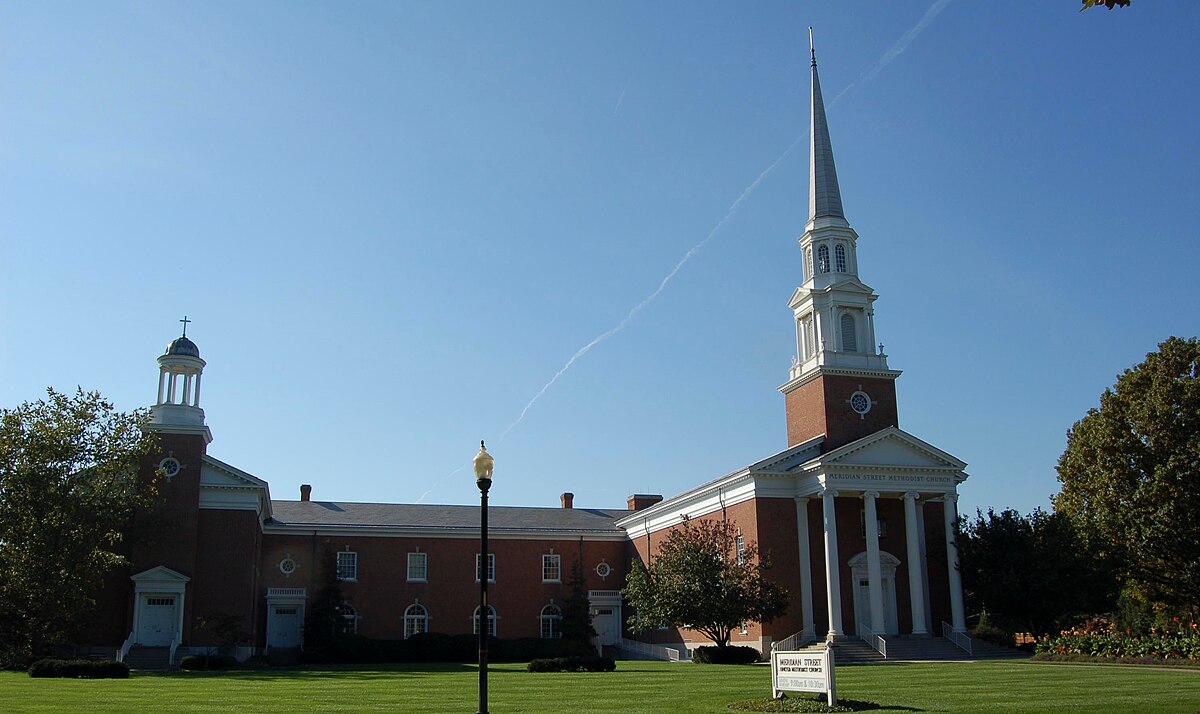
417, 0, 953, 502
614, 80, 630, 113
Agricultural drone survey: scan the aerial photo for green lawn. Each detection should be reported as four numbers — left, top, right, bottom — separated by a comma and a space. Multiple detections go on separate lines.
2, 660, 1199, 713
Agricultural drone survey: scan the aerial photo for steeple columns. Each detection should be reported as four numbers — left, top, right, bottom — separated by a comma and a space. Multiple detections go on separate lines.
148, 331, 212, 442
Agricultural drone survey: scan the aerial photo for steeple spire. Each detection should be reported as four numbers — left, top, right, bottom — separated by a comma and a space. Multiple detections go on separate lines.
808, 29, 845, 223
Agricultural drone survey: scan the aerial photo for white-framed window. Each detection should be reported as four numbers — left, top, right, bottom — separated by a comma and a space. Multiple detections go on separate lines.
542, 554, 561, 582
840, 312, 858, 353
340, 602, 358, 635
407, 552, 428, 582
476, 553, 496, 582
540, 604, 563, 639
859, 511, 887, 538
817, 245, 830, 273
473, 605, 498, 637
735, 535, 746, 565
835, 244, 847, 273
336, 551, 358, 582
403, 603, 428, 639
740, 621, 749, 636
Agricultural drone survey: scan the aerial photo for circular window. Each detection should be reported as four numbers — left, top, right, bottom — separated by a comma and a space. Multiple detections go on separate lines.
849, 391, 872, 416
158, 457, 181, 480
595, 561, 612, 579
279, 558, 297, 576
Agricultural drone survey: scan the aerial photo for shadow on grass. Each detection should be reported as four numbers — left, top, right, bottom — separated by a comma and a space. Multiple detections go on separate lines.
139, 662, 479, 681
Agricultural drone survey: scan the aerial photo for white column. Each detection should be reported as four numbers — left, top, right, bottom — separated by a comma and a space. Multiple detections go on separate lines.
821, 489, 843, 639
167, 371, 177, 403
794, 497, 815, 639
943, 494, 966, 631
863, 491, 885, 635
796, 318, 804, 363
903, 493, 928, 635
182, 373, 192, 405
192, 372, 202, 407
828, 305, 839, 352
157, 369, 167, 405
866, 309, 877, 353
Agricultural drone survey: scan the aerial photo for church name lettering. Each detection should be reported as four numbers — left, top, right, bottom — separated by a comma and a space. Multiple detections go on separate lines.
853, 475, 951, 484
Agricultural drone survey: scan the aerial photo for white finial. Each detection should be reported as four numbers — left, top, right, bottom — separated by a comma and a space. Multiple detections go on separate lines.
809, 27, 816, 66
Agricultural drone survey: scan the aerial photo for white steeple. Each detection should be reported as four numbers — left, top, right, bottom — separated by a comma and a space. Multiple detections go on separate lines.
148, 317, 212, 443
784, 36, 897, 386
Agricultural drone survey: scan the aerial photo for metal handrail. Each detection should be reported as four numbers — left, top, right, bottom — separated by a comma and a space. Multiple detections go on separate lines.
942, 621, 973, 655
771, 630, 819, 652
618, 638, 687, 662
857, 622, 887, 658
117, 632, 135, 663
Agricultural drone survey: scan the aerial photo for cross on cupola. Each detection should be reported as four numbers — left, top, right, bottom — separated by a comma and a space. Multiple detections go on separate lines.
179, 315, 191, 337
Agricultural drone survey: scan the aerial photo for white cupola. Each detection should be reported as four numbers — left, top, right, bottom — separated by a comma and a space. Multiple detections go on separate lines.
148, 317, 212, 442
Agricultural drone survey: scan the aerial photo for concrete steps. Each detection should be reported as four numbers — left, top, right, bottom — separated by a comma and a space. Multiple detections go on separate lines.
827, 636, 1029, 664
123, 646, 172, 671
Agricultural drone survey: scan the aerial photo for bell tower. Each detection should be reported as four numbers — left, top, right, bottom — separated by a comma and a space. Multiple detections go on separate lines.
780, 37, 902, 452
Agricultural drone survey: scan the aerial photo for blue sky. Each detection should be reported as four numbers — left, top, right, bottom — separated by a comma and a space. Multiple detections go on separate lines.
2, 1, 1196, 519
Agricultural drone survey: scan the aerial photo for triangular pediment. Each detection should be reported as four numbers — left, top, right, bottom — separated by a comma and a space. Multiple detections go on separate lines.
201, 455, 268, 489
131, 565, 190, 583
818, 427, 967, 470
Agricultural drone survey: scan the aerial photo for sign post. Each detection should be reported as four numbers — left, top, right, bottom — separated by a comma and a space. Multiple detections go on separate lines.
771, 644, 836, 705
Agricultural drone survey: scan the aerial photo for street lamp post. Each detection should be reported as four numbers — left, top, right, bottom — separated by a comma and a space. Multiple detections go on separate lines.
473, 441, 494, 714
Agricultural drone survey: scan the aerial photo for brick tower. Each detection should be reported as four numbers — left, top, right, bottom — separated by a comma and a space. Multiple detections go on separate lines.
779, 44, 902, 452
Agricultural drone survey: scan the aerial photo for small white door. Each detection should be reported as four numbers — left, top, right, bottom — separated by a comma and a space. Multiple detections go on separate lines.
267, 605, 303, 649
591, 607, 618, 646
853, 576, 899, 636
138, 595, 177, 646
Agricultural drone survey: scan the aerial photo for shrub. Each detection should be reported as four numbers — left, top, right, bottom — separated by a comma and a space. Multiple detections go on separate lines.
28, 659, 130, 679
692, 645, 761, 665
1035, 616, 1200, 661
972, 623, 1016, 649
526, 656, 616, 672
301, 633, 595, 665
178, 654, 238, 670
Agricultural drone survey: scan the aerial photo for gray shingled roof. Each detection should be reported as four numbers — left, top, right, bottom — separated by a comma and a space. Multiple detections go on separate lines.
267, 501, 632, 533
808, 57, 844, 222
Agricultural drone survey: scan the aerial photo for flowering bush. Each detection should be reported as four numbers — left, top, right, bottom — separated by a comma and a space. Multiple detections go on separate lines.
1036, 617, 1200, 661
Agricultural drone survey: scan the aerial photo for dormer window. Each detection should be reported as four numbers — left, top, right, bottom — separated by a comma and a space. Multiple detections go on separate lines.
835, 244, 847, 273
817, 245, 830, 273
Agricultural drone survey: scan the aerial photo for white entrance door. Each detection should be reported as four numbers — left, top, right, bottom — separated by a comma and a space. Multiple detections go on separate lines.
591, 607, 618, 646
853, 575, 898, 636
138, 595, 177, 646
267, 604, 303, 649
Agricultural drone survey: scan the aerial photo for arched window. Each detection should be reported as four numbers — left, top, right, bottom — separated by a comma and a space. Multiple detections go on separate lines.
403, 603, 428, 639
540, 604, 563, 639
817, 245, 830, 273
840, 313, 858, 353
835, 244, 847, 273
473, 605, 497, 637
340, 602, 358, 635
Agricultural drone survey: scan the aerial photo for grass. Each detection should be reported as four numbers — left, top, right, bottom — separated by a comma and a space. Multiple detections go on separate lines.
2, 660, 1200, 713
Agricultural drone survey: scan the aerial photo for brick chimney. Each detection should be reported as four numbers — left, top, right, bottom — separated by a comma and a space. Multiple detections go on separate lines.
560, 492, 574, 509
627, 494, 663, 511
300, 484, 312, 502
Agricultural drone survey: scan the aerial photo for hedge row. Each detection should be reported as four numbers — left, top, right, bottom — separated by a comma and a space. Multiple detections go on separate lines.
527, 656, 616, 672
179, 654, 238, 670
691, 645, 762, 665
28, 659, 130, 679
301, 633, 595, 664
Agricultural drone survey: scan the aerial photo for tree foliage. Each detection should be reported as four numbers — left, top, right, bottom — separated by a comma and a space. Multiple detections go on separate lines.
622, 518, 788, 649
559, 561, 596, 645
1082, 0, 1131, 10
958, 507, 1115, 638
1054, 336, 1200, 613
0, 389, 156, 657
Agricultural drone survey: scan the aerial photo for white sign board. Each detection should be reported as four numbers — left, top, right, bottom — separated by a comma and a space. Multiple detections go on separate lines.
771, 646, 836, 705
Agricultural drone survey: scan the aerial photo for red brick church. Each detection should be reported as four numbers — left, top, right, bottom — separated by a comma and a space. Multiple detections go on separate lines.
85, 50, 969, 666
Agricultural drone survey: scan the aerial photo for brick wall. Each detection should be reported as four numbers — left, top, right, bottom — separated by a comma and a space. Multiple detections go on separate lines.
784, 374, 898, 451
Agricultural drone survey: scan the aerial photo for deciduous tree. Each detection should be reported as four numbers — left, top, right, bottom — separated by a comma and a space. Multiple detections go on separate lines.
622, 517, 788, 649
958, 507, 1115, 638
0, 389, 156, 658
1054, 336, 1200, 613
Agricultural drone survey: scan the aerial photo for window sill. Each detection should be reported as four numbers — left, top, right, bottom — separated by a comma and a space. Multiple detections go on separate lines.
542, 579, 562, 584
407, 578, 427, 583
